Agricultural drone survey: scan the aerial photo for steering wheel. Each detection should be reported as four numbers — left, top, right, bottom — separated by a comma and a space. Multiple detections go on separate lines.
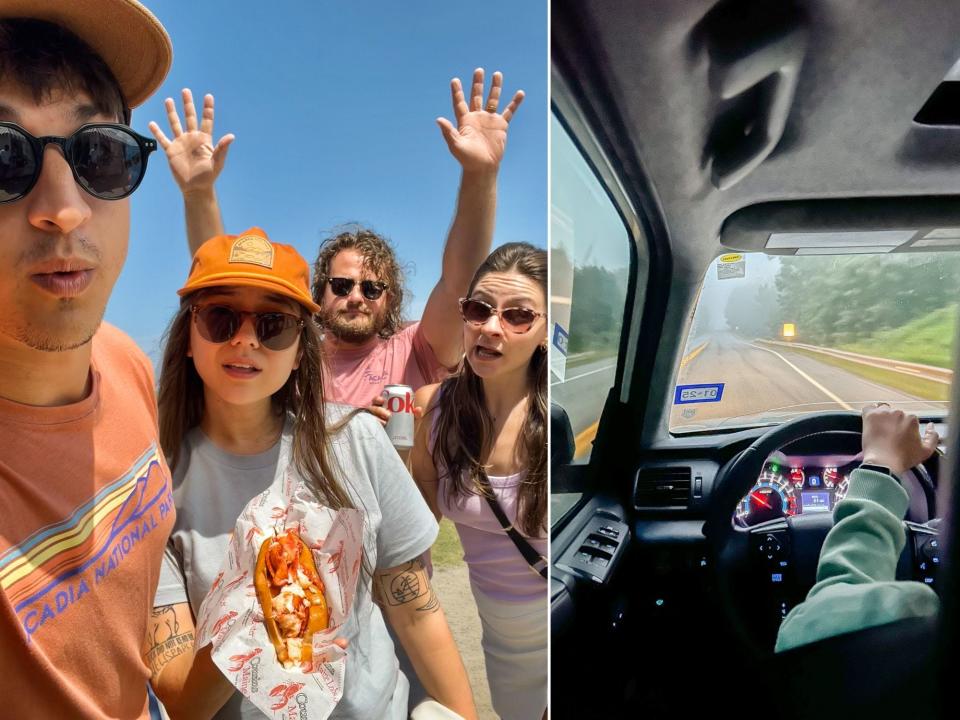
702, 411, 942, 658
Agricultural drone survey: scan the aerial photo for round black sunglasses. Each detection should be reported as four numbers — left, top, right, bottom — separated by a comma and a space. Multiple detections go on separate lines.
0, 122, 157, 203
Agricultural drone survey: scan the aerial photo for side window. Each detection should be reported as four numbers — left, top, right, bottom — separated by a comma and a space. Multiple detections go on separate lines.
550, 112, 646, 519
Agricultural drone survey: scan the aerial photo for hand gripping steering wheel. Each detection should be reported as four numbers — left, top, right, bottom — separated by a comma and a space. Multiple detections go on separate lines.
703, 412, 941, 657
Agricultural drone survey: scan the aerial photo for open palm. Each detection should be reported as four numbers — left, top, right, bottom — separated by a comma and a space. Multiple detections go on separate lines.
148, 89, 234, 194
437, 69, 524, 173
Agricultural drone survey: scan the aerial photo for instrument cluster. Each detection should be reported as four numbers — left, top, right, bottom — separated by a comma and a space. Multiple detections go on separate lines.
734, 455, 860, 528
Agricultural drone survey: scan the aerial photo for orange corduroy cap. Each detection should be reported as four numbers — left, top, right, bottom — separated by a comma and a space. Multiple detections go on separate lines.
1, 0, 172, 109
178, 228, 321, 313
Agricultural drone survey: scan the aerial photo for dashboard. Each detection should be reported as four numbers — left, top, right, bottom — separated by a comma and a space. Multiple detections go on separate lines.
734, 452, 861, 527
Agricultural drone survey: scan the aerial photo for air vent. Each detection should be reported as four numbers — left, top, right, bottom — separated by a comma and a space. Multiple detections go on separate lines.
634, 466, 692, 509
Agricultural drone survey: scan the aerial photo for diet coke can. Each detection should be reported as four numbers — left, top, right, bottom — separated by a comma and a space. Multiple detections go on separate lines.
382, 384, 415, 449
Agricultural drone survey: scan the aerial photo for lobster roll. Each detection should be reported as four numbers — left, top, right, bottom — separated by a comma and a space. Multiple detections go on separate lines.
254, 529, 329, 668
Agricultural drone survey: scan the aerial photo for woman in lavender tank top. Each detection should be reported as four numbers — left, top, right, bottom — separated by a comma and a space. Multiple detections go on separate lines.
411, 243, 548, 720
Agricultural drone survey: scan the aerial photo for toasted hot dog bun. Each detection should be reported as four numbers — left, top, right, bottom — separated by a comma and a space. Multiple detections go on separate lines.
254, 530, 329, 668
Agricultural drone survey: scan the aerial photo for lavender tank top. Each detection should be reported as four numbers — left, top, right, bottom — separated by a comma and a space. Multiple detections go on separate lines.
431, 395, 547, 602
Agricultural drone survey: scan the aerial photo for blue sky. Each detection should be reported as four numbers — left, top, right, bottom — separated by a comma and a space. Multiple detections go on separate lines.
108, 1, 547, 360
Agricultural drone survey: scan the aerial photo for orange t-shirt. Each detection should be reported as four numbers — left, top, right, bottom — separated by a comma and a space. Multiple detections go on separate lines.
0, 323, 175, 718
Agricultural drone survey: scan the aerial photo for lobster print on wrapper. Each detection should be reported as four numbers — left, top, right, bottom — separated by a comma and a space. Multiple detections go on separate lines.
196, 466, 364, 720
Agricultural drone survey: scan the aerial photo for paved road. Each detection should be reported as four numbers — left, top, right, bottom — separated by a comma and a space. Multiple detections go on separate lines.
551, 335, 947, 442
551, 356, 617, 455
671, 334, 947, 431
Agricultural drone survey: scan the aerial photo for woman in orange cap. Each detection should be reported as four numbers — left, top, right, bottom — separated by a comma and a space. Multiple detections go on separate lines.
146, 228, 477, 720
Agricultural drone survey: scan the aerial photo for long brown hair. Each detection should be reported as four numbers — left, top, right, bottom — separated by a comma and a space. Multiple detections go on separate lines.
430, 243, 548, 537
157, 291, 356, 516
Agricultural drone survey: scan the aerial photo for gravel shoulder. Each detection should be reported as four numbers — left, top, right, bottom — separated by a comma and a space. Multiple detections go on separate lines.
432, 522, 495, 719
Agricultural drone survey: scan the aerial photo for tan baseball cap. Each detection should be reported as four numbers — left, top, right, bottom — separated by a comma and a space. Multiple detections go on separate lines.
0, 0, 172, 108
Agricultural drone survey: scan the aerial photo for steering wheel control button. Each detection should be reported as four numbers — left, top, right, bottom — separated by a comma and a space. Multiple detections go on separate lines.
755, 532, 789, 563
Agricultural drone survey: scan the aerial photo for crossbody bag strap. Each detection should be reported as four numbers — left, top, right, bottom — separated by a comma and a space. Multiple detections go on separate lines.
476, 471, 547, 580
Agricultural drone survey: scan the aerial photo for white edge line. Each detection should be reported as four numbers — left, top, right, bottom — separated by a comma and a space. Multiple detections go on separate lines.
563, 363, 618, 382
749, 342, 854, 411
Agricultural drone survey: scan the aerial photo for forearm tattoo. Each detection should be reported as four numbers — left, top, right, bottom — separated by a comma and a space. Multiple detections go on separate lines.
378, 558, 441, 614
145, 605, 195, 679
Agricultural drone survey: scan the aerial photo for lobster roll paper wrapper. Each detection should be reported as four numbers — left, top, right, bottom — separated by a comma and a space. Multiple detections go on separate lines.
196, 467, 364, 720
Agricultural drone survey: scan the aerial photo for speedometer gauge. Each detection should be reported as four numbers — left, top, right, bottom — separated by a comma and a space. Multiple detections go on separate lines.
735, 470, 798, 527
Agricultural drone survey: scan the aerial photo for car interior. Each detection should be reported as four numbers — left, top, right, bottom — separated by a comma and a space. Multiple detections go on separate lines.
550, 1, 959, 717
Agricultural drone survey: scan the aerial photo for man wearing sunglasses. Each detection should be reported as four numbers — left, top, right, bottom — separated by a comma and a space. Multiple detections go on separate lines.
153, 70, 525, 417
0, 3, 178, 718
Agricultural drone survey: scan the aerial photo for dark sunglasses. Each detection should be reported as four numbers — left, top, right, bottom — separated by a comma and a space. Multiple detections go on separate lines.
459, 298, 546, 334
0, 122, 157, 203
191, 305, 305, 351
325, 277, 388, 300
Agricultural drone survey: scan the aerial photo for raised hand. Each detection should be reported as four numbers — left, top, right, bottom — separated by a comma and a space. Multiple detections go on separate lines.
436, 68, 524, 174
148, 89, 235, 196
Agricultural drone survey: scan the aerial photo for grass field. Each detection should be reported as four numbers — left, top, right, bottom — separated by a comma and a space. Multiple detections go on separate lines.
432, 518, 464, 568
840, 306, 957, 368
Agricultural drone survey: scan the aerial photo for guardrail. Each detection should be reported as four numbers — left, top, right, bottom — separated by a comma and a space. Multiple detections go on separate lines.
756, 339, 952, 384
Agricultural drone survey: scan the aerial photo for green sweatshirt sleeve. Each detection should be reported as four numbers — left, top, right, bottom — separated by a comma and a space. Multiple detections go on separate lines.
774, 468, 940, 653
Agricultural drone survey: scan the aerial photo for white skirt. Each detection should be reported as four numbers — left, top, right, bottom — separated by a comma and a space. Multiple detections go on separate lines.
471, 586, 548, 720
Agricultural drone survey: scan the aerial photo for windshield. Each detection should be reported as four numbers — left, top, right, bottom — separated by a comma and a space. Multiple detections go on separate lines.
671, 252, 957, 434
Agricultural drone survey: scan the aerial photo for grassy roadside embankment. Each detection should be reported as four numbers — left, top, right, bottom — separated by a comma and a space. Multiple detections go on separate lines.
432, 517, 464, 567
840, 306, 957, 369
775, 306, 955, 401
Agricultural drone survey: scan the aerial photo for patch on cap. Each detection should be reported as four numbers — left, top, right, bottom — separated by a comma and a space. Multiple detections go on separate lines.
229, 235, 275, 268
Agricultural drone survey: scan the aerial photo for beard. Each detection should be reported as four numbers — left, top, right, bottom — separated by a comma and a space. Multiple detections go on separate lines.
0, 298, 102, 352
320, 306, 388, 344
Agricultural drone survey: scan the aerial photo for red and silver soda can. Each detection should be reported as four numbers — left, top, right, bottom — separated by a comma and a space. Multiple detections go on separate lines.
381, 384, 415, 449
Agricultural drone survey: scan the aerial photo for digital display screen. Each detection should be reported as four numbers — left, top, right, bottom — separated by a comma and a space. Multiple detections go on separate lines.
808, 475, 822, 487
802, 492, 831, 512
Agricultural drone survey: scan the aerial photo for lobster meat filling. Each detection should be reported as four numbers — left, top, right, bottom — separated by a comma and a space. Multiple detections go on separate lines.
255, 530, 329, 668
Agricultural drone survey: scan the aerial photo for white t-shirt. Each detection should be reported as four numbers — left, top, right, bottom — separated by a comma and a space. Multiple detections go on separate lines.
155, 406, 439, 719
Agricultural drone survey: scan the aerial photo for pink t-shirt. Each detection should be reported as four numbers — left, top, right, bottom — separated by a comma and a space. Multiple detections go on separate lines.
322, 321, 448, 406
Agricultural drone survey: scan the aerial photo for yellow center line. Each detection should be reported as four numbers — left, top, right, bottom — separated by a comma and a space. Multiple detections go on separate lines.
574, 421, 599, 458
680, 340, 709, 369
571, 341, 712, 458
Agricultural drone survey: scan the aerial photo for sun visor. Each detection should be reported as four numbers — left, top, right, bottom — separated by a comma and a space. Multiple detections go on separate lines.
720, 197, 960, 255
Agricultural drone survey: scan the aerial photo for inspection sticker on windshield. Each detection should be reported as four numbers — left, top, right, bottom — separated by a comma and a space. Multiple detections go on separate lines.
674, 383, 725, 404
717, 253, 745, 280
